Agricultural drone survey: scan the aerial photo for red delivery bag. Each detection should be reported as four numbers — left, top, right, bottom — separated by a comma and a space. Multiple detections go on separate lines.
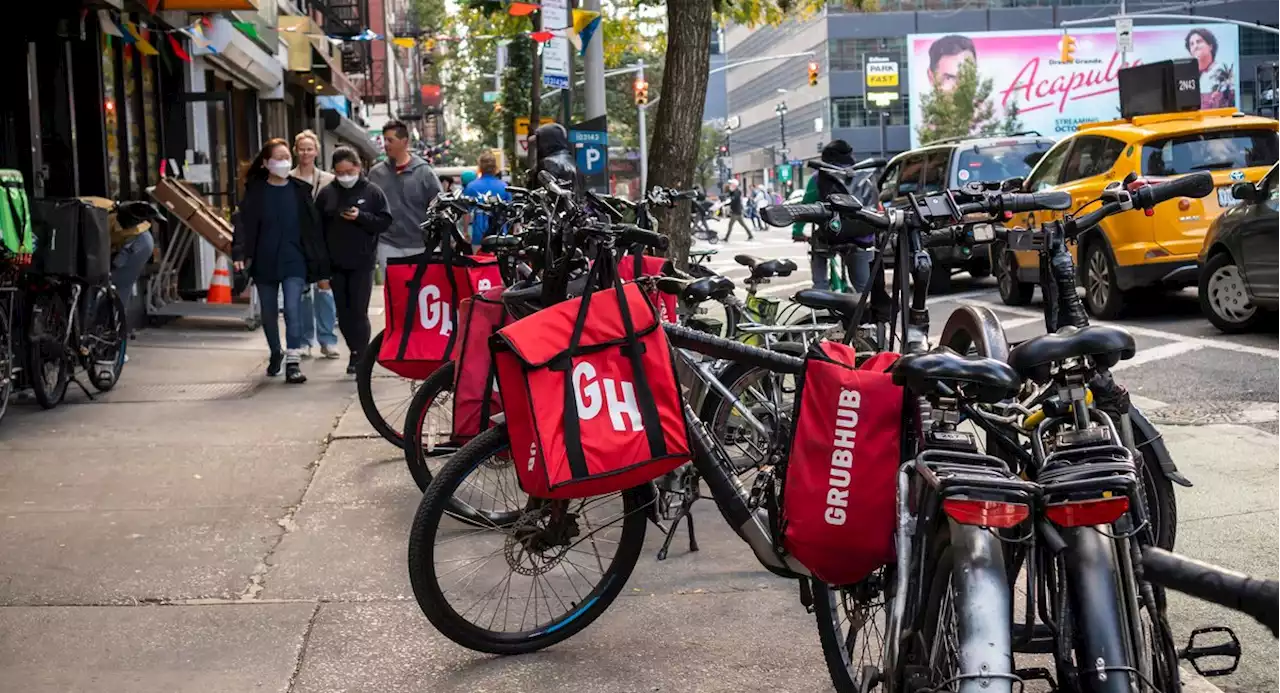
781, 342, 903, 586
378, 251, 503, 379
450, 287, 508, 441
617, 253, 676, 323
493, 269, 691, 499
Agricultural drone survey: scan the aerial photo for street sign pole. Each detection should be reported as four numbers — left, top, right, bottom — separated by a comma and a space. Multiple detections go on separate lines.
865, 53, 901, 159
583, 0, 606, 120
637, 59, 647, 193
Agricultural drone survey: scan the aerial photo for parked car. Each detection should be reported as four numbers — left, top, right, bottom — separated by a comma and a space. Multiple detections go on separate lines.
1000, 108, 1279, 317
877, 132, 1055, 293
1197, 162, 1278, 332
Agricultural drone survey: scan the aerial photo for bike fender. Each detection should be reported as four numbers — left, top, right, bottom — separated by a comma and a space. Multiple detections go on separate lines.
949, 522, 1016, 693
1129, 405, 1192, 487
939, 305, 1012, 362
1062, 526, 1137, 693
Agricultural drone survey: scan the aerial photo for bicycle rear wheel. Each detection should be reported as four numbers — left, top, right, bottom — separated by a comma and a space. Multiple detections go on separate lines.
813, 571, 890, 693
402, 361, 461, 491
27, 289, 71, 409
408, 424, 648, 655
356, 330, 417, 449
0, 292, 13, 425
86, 286, 127, 392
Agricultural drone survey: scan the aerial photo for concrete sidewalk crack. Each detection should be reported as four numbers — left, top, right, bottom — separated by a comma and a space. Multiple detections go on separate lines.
238, 414, 344, 602
286, 602, 322, 693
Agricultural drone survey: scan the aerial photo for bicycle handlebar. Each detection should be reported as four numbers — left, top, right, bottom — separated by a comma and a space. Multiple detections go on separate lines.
664, 323, 805, 375
1133, 171, 1216, 209
1142, 547, 1278, 637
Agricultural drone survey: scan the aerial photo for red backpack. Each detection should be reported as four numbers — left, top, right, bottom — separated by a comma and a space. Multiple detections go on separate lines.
617, 253, 676, 323
378, 250, 502, 380
450, 287, 508, 442
493, 267, 691, 499
781, 342, 903, 586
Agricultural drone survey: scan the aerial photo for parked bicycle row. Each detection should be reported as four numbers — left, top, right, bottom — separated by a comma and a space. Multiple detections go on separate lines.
0, 182, 153, 426
349, 163, 1276, 692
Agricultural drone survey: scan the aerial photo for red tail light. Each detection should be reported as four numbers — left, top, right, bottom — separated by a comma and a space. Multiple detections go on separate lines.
943, 498, 1030, 528
1046, 496, 1130, 527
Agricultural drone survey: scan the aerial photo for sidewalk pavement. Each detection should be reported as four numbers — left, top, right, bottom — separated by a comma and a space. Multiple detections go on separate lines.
0, 312, 1273, 692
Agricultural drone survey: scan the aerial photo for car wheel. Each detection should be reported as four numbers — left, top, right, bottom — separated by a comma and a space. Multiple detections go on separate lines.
995, 242, 1035, 306
1083, 241, 1127, 319
1199, 252, 1264, 333
967, 257, 992, 279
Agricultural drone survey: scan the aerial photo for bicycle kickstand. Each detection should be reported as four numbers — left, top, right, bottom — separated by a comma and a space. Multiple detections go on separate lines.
69, 372, 96, 401
656, 486, 700, 561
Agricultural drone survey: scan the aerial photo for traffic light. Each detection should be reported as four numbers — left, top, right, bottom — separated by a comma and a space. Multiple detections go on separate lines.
1060, 34, 1077, 63
634, 77, 649, 106
718, 144, 729, 155
808, 60, 819, 87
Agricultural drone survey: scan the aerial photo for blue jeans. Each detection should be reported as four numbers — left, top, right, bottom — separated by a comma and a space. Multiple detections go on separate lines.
810, 247, 874, 293
111, 231, 154, 307
299, 283, 338, 347
257, 277, 306, 356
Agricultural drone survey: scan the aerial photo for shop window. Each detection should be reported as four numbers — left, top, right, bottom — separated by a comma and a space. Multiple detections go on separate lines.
124, 46, 144, 196
102, 38, 121, 198
142, 55, 160, 187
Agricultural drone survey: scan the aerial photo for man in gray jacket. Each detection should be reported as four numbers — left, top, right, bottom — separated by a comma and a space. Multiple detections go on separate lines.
367, 120, 442, 265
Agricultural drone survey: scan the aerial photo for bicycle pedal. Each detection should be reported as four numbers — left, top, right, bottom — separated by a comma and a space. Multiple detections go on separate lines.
1178, 626, 1241, 677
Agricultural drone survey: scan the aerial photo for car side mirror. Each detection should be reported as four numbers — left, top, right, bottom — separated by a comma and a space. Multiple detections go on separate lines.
1001, 177, 1025, 192
1231, 182, 1257, 202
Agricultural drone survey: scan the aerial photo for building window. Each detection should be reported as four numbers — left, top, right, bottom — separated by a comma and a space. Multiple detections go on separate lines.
829, 38, 905, 72
832, 96, 910, 128
1242, 26, 1279, 57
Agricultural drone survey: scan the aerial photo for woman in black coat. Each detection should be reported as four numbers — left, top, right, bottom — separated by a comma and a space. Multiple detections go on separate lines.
315, 147, 394, 374
231, 138, 329, 384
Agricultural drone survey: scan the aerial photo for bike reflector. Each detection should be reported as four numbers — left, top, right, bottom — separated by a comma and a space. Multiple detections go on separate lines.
943, 498, 1030, 529
1045, 496, 1129, 527
494, 269, 691, 499
450, 287, 509, 442
378, 251, 503, 380
781, 343, 902, 586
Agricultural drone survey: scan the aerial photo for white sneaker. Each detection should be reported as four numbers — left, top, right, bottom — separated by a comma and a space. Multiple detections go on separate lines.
300, 345, 314, 359
320, 344, 341, 359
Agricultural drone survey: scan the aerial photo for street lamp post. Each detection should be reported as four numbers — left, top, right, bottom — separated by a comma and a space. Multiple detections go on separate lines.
775, 101, 789, 190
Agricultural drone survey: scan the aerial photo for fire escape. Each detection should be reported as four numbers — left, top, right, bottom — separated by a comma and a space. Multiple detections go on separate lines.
304, 0, 373, 102
389, 16, 426, 123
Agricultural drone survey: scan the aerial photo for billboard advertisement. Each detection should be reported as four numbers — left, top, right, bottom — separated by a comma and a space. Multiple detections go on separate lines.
907, 24, 1241, 147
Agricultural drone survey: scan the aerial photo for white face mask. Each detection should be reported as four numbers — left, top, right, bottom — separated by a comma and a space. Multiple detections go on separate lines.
336, 174, 359, 188
266, 159, 292, 177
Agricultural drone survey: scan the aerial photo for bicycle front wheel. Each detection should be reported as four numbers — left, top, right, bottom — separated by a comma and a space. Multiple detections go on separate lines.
27, 289, 71, 409
86, 286, 127, 392
356, 330, 417, 449
408, 424, 649, 655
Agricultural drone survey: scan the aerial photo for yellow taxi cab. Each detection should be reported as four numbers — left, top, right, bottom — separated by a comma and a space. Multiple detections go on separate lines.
996, 108, 1279, 318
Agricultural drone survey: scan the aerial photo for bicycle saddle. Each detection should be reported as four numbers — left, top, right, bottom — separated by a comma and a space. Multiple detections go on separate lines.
734, 254, 762, 268
751, 258, 797, 279
656, 277, 689, 296
791, 289, 863, 318
682, 276, 735, 305
1007, 325, 1136, 382
893, 347, 1022, 404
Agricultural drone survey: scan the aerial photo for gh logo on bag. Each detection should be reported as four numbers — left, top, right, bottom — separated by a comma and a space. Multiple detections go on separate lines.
477, 278, 493, 291
417, 284, 453, 335
825, 388, 862, 527
573, 362, 643, 432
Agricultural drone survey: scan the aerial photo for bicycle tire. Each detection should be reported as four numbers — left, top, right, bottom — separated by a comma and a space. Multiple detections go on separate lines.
87, 286, 127, 392
402, 361, 460, 491
357, 330, 412, 449
27, 290, 71, 409
408, 424, 649, 655
0, 296, 13, 426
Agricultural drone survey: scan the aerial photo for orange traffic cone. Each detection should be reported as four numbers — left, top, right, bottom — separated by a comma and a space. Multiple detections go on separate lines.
208, 255, 232, 304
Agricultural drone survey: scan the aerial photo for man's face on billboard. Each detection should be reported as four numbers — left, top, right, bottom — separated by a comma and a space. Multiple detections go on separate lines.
929, 51, 975, 93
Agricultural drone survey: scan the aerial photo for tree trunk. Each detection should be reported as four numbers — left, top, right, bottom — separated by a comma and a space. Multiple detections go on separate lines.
647, 0, 712, 270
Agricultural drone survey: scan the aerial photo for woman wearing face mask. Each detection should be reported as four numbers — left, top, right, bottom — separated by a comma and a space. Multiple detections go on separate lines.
232, 138, 329, 384
315, 147, 394, 374
290, 130, 339, 360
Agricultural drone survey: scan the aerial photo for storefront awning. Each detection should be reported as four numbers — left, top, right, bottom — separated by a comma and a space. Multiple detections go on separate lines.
322, 109, 379, 163
279, 15, 361, 106
192, 16, 283, 92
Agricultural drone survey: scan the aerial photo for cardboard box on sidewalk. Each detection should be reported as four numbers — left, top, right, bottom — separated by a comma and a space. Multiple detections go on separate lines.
149, 178, 234, 255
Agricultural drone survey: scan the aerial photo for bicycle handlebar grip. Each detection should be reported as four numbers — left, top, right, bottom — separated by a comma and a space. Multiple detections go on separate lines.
1001, 191, 1073, 212
1142, 547, 1279, 636
619, 226, 669, 251
481, 235, 522, 250
761, 203, 832, 228
921, 229, 958, 248
1137, 171, 1216, 207
664, 324, 805, 375
537, 170, 570, 197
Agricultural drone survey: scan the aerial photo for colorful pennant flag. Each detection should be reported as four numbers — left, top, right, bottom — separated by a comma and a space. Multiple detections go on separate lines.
392, 36, 416, 48
232, 21, 259, 41
508, 2, 539, 16
571, 9, 601, 56
147, 0, 161, 13
530, 30, 554, 43
98, 10, 124, 38
125, 22, 159, 56
168, 34, 192, 63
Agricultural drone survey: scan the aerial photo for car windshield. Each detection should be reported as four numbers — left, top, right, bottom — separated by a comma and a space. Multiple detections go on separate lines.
954, 142, 1052, 185
1141, 129, 1279, 176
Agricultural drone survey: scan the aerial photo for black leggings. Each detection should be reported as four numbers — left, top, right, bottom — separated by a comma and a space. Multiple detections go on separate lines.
330, 266, 375, 356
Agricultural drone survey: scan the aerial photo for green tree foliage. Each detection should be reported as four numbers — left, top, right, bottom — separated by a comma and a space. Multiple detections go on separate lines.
916, 57, 1023, 144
